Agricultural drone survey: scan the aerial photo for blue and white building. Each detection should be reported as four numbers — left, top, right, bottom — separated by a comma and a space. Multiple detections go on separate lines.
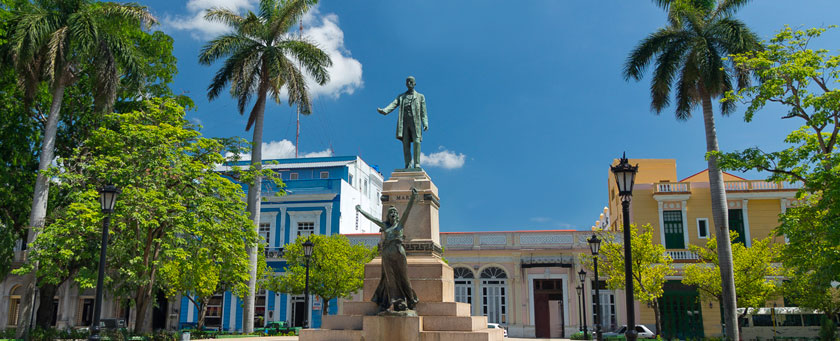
178, 156, 383, 331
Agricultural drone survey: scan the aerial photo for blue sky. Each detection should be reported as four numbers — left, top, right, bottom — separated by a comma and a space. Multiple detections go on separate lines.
138, 0, 840, 232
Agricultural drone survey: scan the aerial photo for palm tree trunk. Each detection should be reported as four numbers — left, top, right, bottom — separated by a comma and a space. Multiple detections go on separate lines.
17, 77, 67, 339
699, 85, 739, 341
243, 89, 267, 333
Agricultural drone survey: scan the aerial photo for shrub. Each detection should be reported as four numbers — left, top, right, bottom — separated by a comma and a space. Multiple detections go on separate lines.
570, 331, 593, 340
820, 315, 837, 341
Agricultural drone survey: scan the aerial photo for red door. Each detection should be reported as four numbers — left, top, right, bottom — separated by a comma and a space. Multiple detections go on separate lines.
535, 293, 550, 337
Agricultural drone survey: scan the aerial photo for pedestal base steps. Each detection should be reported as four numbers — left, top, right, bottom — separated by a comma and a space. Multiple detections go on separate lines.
300, 302, 503, 341
298, 170, 502, 341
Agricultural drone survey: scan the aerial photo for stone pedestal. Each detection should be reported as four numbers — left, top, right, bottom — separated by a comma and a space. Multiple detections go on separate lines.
380, 170, 441, 256
300, 170, 503, 341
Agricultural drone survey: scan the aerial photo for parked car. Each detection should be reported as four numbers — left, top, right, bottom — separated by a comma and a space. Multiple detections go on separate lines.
603, 325, 656, 339
487, 323, 507, 337
255, 321, 302, 336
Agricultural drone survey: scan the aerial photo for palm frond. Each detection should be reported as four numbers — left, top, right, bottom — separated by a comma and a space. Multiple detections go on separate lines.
650, 32, 691, 113
674, 54, 701, 120
44, 25, 68, 84
97, 2, 157, 28
624, 28, 683, 81
276, 39, 331, 85
719, 71, 736, 116
93, 39, 117, 114
199, 34, 251, 65
708, 18, 761, 55
205, 8, 245, 29
712, 0, 751, 20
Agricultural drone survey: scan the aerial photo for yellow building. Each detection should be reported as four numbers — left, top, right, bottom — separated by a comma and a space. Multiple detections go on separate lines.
604, 159, 798, 338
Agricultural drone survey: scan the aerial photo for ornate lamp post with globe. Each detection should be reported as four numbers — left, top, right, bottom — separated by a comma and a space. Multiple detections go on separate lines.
611, 154, 638, 341
90, 185, 119, 341
302, 238, 314, 328
576, 285, 584, 333
578, 269, 588, 339
588, 234, 603, 341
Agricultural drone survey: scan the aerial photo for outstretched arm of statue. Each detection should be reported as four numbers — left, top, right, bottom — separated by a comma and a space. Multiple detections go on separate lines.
357, 205, 387, 230
378, 98, 399, 115
398, 187, 418, 228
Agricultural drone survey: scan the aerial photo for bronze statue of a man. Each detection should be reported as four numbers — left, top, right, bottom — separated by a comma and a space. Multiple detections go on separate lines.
356, 188, 419, 314
377, 76, 428, 169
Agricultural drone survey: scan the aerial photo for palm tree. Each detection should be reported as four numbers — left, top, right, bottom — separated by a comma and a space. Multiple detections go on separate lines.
623, 0, 759, 339
6, 0, 155, 336
199, 0, 331, 332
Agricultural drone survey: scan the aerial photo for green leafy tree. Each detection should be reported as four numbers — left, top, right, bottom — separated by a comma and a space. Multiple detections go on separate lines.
623, 1, 761, 338
719, 26, 840, 319
580, 224, 674, 335
682, 233, 784, 323
274, 234, 377, 316
18, 98, 265, 333
198, 0, 331, 331
5, 0, 156, 334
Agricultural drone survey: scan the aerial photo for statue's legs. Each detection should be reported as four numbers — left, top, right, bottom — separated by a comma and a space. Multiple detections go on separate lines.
402, 139, 412, 169
413, 142, 421, 169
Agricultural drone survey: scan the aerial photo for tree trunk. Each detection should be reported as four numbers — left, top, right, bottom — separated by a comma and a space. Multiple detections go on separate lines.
17, 76, 67, 339
134, 289, 153, 334
243, 88, 267, 333
322, 297, 329, 316
653, 300, 662, 337
34, 282, 58, 329
699, 85, 739, 341
196, 297, 209, 330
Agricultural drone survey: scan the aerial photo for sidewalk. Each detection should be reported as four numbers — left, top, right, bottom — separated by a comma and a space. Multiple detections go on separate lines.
197, 336, 569, 341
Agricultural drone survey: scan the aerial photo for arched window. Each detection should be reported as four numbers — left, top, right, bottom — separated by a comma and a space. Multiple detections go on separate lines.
480, 267, 508, 324
453, 267, 474, 304
7, 285, 22, 327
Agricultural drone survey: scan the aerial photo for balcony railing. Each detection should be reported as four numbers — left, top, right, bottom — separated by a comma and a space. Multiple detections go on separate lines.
654, 182, 690, 194
724, 180, 803, 192
665, 250, 699, 261
265, 247, 284, 259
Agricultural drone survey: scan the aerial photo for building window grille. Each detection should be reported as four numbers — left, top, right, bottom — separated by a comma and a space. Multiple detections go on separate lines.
297, 222, 315, 237
663, 210, 685, 249
205, 294, 224, 329
259, 223, 271, 245
454, 267, 474, 305
320, 171, 329, 179
480, 267, 507, 324
697, 218, 709, 239
290, 173, 299, 180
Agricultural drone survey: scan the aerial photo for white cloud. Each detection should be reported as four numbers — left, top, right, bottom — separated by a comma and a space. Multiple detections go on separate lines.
162, 0, 254, 40
298, 8, 363, 98
164, 2, 363, 99
227, 139, 332, 160
420, 147, 466, 169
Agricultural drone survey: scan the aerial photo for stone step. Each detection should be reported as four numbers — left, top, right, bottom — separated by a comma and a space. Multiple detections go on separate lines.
321, 315, 363, 330
416, 302, 472, 317
341, 301, 473, 317
422, 316, 487, 332
342, 301, 378, 316
299, 329, 363, 341
420, 329, 505, 341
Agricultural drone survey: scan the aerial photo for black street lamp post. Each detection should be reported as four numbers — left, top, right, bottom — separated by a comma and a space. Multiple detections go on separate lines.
588, 234, 603, 341
302, 238, 314, 329
576, 285, 583, 332
578, 269, 588, 340
90, 185, 119, 341
611, 154, 638, 341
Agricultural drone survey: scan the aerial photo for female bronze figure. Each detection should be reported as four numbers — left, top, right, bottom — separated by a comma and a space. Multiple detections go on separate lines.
356, 187, 419, 313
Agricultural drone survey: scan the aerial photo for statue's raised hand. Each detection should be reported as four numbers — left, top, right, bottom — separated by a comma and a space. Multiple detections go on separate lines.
411, 187, 418, 195
377, 108, 387, 115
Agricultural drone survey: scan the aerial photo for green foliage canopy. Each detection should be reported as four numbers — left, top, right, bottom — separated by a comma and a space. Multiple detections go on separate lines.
273, 234, 377, 315
719, 26, 840, 317
682, 233, 784, 310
